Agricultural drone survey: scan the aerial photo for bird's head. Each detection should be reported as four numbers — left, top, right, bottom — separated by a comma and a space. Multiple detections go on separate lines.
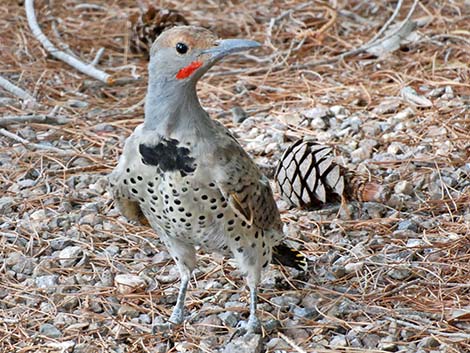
149, 26, 260, 83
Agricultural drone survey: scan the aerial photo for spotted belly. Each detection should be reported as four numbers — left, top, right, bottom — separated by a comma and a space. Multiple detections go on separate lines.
144, 174, 234, 250
118, 163, 272, 269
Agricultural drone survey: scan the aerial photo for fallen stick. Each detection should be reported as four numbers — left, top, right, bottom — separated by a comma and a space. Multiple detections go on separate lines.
213, 0, 416, 77
0, 128, 74, 156
0, 114, 70, 128
301, 0, 418, 67
0, 76, 37, 104
368, 0, 404, 45
91, 47, 106, 66
278, 332, 308, 353
24, 0, 113, 84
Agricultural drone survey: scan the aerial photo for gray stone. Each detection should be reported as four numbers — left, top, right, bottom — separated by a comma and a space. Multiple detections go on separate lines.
397, 219, 419, 232
139, 314, 151, 324
94, 123, 115, 132
153, 343, 170, 353
330, 334, 347, 347
6, 252, 25, 267
79, 213, 99, 226
301, 294, 320, 308
372, 99, 401, 115
61, 296, 79, 311
30, 209, 47, 221
263, 319, 281, 332
54, 312, 76, 328
388, 266, 411, 280
50, 238, 73, 251
362, 202, 387, 218
199, 314, 222, 332
330, 105, 348, 116
66, 99, 89, 108
303, 106, 330, 119
0, 197, 14, 214
58, 246, 83, 267
265, 337, 289, 350
270, 295, 300, 308
35, 275, 58, 288
310, 116, 328, 130
351, 146, 372, 162
218, 311, 239, 327
293, 306, 319, 319
117, 304, 140, 318
418, 336, 439, 348
362, 333, 380, 348
394, 180, 413, 195
72, 343, 94, 353
406, 238, 426, 248
223, 334, 263, 353
379, 335, 397, 351
344, 261, 364, 273
427, 87, 445, 98
39, 323, 62, 338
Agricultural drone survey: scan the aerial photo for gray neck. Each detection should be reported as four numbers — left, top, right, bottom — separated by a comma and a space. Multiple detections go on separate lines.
143, 70, 212, 137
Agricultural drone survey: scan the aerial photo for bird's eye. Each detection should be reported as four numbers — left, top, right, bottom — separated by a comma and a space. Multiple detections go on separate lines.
176, 42, 189, 54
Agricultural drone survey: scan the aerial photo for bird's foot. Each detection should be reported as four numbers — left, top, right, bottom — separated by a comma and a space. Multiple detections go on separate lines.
151, 308, 185, 334
245, 315, 262, 334
169, 306, 184, 325
231, 315, 262, 339
152, 321, 174, 334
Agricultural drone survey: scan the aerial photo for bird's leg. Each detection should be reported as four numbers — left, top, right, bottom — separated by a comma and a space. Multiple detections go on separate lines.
234, 262, 262, 335
153, 238, 196, 332
169, 267, 190, 324
246, 283, 261, 333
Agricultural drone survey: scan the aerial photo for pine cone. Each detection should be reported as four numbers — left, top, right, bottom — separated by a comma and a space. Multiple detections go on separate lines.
275, 139, 344, 209
275, 139, 389, 209
129, 6, 189, 57
344, 171, 390, 204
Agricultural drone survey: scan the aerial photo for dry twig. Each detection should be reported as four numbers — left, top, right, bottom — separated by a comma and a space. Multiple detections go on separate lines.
0, 75, 37, 105
301, 0, 419, 67
278, 332, 308, 353
0, 114, 70, 127
0, 128, 74, 155
24, 0, 113, 84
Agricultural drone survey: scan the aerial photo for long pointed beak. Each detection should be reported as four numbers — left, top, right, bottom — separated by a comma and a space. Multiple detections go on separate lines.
203, 39, 261, 61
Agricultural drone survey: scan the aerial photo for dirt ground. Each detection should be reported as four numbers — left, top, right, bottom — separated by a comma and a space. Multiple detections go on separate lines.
1, 1, 470, 352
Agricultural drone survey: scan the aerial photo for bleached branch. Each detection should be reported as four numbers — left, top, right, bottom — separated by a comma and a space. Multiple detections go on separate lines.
302, 0, 419, 67
91, 47, 106, 66
25, 0, 113, 84
0, 76, 37, 104
0, 128, 74, 156
0, 114, 70, 128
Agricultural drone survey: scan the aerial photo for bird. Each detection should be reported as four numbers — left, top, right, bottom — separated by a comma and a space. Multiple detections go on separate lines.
109, 26, 307, 333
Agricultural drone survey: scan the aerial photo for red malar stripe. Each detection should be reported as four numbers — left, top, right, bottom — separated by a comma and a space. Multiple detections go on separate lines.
176, 61, 203, 79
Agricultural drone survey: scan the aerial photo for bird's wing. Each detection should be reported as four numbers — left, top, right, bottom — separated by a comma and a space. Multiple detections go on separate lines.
108, 127, 150, 226
210, 129, 281, 231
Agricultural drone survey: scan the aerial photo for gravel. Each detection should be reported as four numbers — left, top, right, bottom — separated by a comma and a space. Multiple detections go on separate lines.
1, 2, 469, 352
223, 334, 263, 353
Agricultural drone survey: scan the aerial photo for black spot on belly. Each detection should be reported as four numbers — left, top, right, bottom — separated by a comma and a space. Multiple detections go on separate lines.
139, 138, 196, 176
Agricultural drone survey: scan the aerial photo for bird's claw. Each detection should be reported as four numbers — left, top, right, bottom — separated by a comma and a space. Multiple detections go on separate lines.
151, 313, 184, 334
152, 321, 174, 334
230, 315, 262, 340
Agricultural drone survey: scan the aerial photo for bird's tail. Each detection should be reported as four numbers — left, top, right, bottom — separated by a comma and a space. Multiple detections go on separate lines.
272, 243, 307, 271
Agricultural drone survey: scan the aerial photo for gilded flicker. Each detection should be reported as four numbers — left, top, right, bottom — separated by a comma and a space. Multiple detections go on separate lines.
109, 26, 306, 333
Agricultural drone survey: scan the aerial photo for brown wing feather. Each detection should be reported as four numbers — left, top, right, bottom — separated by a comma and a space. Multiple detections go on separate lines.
213, 141, 281, 231
114, 197, 150, 226
109, 166, 149, 227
